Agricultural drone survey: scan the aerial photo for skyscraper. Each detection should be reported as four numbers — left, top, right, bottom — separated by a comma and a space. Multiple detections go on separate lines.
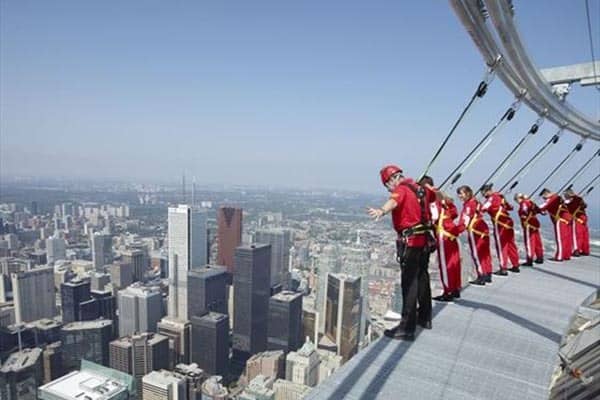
109, 333, 169, 399
190, 312, 229, 376
157, 317, 191, 369
142, 370, 186, 400
324, 273, 362, 362
110, 261, 133, 290
254, 228, 291, 290
233, 244, 271, 364
268, 291, 303, 353
60, 319, 113, 371
60, 278, 91, 324
118, 283, 164, 337
187, 265, 228, 318
316, 245, 341, 334
0, 348, 43, 400
12, 267, 56, 324
92, 233, 113, 272
121, 248, 146, 283
168, 205, 208, 320
45, 236, 66, 265
217, 206, 242, 276
285, 338, 320, 387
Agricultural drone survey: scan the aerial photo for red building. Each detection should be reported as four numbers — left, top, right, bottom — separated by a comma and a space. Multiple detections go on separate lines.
217, 206, 242, 276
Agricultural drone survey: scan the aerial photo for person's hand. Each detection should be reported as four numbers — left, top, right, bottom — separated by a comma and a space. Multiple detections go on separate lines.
367, 207, 384, 221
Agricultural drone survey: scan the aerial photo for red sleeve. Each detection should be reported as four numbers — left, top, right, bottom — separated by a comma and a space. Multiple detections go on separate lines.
390, 187, 405, 207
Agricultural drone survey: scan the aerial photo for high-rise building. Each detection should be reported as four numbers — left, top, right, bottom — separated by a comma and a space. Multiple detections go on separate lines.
111, 261, 133, 290
285, 338, 320, 387
244, 350, 285, 384
157, 317, 191, 369
187, 265, 228, 318
238, 375, 275, 400
168, 205, 208, 320
272, 379, 311, 400
173, 363, 208, 400
45, 236, 66, 265
324, 273, 362, 362
42, 341, 63, 383
91, 272, 111, 291
60, 319, 113, 371
0, 348, 43, 400
12, 267, 56, 324
233, 244, 271, 364
342, 246, 370, 345
201, 376, 228, 400
316, 349, 342, 384
316, 245, 341, 334
92, 233, 113, 272
109, 333, 169, 399
216, 206, 242, 276
302, 307, 318, 346
121, 248, 146, 283
118, 283, 164, 337
268, 291, 303, 353
80, 289, 117, 325
190, 312, 229, 377
60, 278, 91, 324
142, 370, 186, 400
254, 229, 291, 290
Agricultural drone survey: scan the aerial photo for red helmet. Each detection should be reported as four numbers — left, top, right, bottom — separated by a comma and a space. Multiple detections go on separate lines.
380, 165, 403, 186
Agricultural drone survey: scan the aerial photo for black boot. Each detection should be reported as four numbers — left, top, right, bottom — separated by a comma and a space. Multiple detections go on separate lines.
509, 267, 520, 273
470, 277, 485, 285
534, 258, 544, 264
433, 293, 454, 302
484, 274, 492, 283
493, 269, 508, 276
451, 290, 461, 299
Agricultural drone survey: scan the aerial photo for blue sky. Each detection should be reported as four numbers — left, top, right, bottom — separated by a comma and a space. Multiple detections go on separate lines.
1, 0, 599, 202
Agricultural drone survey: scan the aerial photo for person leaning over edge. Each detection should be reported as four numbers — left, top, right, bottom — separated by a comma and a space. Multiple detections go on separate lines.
367, 165, 437, 341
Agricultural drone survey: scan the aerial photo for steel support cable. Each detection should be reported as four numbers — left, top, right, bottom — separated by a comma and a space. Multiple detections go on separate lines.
529, 140, 585, 198
478, 117, 544, 193
419, 68, 496, 181
559, 148, 600, 193
585, 0, 600, 92
439, 99, 521, 189
500, 129, 563, 193
580, 173, 600, 197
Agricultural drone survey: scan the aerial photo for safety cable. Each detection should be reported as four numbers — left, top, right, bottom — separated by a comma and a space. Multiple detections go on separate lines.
579, 173, 600, 196
558, 148, 600, 193
500, 128, 563, 193
439, 99, 521, 189
478, 117, 544, 193
419, 68, 495, 181
529, 140, 585, 198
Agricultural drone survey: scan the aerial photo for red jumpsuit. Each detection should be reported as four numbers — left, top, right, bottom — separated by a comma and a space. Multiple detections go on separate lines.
431, 200, 462, 295
457, 197, 492, 278
481, 192, 520, 270
539, 194, 573, 261
517, 199, 544, 263
565, 195, 590, 256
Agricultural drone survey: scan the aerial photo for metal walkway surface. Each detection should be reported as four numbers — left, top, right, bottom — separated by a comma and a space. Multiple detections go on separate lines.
307, 255, 600, 400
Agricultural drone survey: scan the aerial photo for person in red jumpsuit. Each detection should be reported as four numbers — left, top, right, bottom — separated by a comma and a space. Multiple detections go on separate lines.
480, 183, 520, 275
367, 165, 437, 340
514, 193, 544, 266
538, 188, 573, 261
420, 176, 462, 302
456, 185, 493, 285
563, 188, 590, 256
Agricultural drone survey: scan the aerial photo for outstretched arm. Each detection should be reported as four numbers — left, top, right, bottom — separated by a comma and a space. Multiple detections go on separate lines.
367, 198, 398, 221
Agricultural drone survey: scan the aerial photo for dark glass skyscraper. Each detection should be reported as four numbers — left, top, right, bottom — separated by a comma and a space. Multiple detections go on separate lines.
268, 291, 303, 353
191, 312, 229, 377
187, 265, 228, 318
232, 244, 271, 363
60, 279, 91, 324
325, 273, 362, 362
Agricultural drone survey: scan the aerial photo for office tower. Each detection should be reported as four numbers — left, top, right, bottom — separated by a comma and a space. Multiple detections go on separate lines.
254, 228, 291, 290
42, 342, 63, 383
201, 376, 228, 400
80, 290, 117, 324
173, 363, 207, 400
268, 291, 303, 353
317, 349, 342, 384
157, 317, 191, 369
91, 272, 111, 291
0, 348, 43, 400
60, 278, 91, 323
121, 248, 146, 282
60, 319, 113, 371
244, 351, 285, 383
45, 236, 66, 265
316, 245, 341, 333
12, 267, 56, 323
216, 206, 242, 275
272, 379, 311, 400
92, 233, 113, 272
142, 370, 186, 400
187, 265, 228, 318
302, 307, 318, 346
109, 333, 169, 399
118, 283, 164, 337
238, 375, 275, 400
168, 205, 208, 320
233, 244, 271, 363
285, 338, 320, 387
190, 312, 229, 376
38, 361, 133, 400
111, 262, 133, 290
324, 273, 362, 362
342, 246, 370, 345
28, 319, 62, 346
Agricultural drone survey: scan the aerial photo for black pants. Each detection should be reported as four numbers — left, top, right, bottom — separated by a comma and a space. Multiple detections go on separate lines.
399, 246, 432, 333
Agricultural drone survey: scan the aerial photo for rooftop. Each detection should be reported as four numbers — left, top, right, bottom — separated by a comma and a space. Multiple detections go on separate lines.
0, 347, 42, 373
62, 319, 112, 331
38, 369, 128, 400
307, 254, 600, 400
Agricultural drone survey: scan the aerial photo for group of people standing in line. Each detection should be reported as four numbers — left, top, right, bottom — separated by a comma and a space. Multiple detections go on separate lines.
367, 164, 591, 340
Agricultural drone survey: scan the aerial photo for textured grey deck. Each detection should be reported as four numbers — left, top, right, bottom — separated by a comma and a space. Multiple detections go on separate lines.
307, 256, 600, 400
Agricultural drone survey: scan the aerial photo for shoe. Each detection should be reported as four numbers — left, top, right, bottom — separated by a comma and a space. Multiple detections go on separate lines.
484, 274, 492, 283
572, 251, 581, 257
493, 269, 508, 276
433, 294, 454, 302
534, 258, 544, 264
509, 267, 520, 273
418, 320, 432, 330
451, 290, 461, 299
520, 261, 533, 267
547, 258, 563, 262
470, 277, 485, 285
393, 330, 415, 341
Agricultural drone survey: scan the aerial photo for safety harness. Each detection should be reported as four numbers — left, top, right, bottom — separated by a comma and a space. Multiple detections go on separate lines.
437, 208, 458, 241
398, 182, 432, 238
